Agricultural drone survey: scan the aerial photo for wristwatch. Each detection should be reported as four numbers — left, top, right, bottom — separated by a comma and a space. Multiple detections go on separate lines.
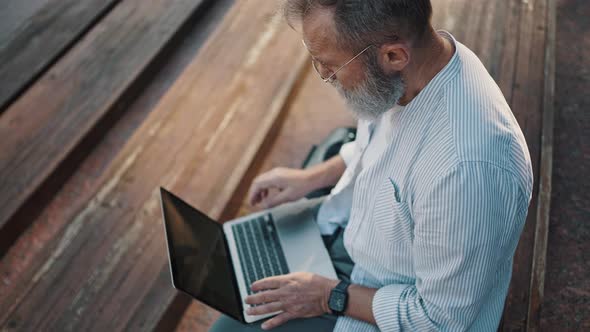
328, 280, 350, 316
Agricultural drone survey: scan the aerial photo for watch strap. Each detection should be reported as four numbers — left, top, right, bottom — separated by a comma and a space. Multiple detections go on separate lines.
329, 280, 351, 316
334, 280, 351, 293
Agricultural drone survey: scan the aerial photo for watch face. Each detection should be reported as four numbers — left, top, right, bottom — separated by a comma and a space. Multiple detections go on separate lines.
329, 291, 347, 312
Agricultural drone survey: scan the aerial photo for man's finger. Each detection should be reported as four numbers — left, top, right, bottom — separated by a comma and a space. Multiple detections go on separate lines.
248, 181, 268, 206
261, 189, 291, 209
249, 188, 267, 206
245, 301, 283, 316
251, 276, 285, 291
253, 171, 282, 189
245, 289, 280, 305
248, 172, 282, 206
261, 312, 296, 330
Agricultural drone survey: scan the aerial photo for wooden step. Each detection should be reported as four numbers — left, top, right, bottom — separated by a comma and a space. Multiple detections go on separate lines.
0, 0, 121, 111
1, 0, 52, 45
0, 0, 308, 330
504, 0, 556, 330
0, 0, 212, 254
0, 0, 234, 329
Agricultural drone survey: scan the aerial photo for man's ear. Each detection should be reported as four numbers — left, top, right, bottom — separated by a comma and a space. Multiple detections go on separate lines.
378, 43, 410, 73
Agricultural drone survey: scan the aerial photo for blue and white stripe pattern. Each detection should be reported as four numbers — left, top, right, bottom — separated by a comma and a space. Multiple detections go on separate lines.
327, 31, 534, 331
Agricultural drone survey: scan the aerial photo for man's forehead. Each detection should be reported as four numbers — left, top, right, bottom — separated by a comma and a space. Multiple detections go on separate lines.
302, 7, 339, 54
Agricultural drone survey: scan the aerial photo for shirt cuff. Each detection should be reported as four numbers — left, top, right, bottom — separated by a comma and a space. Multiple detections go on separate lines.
372, 284, 410, 331
339, 141, 357, 166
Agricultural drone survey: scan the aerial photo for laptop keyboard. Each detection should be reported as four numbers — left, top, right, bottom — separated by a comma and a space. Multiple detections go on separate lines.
231, 214, 289, 296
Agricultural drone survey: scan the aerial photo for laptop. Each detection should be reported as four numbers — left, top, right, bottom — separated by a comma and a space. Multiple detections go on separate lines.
159, 187, 337, 324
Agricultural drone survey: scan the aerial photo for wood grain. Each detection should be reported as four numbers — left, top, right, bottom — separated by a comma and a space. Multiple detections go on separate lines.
526, 0, 556, 330
0, 0, 121, 111
0, 0, 210, 253
0, 0, 51, 46
500, 0, 551, 330
0, 0, 235, 326
0, 0, 308, 330
0, 0, 235, 330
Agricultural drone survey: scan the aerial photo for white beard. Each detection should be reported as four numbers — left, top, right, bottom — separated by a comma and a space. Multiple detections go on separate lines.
334, 61, 405, 122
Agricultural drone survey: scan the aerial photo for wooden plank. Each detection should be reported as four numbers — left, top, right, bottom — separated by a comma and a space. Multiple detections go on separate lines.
0, 0, 51, 46
501, 0, 550, 329
526, 0, 556, 330
490, 0, 521, 102
0, 0, 122, 111
0, 0, 307, 330
0, 0, 211, 253
0, 0, 234, 323
0, 0, 234, 324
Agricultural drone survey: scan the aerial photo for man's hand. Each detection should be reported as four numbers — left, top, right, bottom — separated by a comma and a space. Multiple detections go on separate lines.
247, 167, 314, 209
244, 272, 339, 330
248, 156, 348, 209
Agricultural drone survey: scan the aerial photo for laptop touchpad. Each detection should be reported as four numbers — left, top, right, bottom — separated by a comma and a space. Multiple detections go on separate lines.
273, 199, 337, 279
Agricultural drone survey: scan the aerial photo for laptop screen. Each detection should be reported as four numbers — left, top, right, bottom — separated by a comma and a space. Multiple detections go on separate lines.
160, 188, 243, 322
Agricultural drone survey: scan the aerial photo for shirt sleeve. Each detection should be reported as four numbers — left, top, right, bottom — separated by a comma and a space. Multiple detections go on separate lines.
371, 162, 527, 331
338, 140, 358, 166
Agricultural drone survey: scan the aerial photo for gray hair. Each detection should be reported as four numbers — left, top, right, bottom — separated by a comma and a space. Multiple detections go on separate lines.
283, 0, 433, 51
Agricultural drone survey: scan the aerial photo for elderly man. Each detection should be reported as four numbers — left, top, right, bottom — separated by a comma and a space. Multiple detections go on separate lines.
210, 0, 533, 331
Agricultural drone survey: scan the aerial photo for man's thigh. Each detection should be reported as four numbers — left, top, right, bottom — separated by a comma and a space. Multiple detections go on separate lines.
209, 314, 337, 332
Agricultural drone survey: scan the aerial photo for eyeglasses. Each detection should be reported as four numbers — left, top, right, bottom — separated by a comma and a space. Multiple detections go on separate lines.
302, 40, 373, 84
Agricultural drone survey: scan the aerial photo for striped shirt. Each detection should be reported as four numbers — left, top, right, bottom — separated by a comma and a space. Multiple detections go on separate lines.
321, 31, 534, 331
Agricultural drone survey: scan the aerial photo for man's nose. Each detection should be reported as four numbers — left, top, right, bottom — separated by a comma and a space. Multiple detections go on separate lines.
316, 61, 333, 79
